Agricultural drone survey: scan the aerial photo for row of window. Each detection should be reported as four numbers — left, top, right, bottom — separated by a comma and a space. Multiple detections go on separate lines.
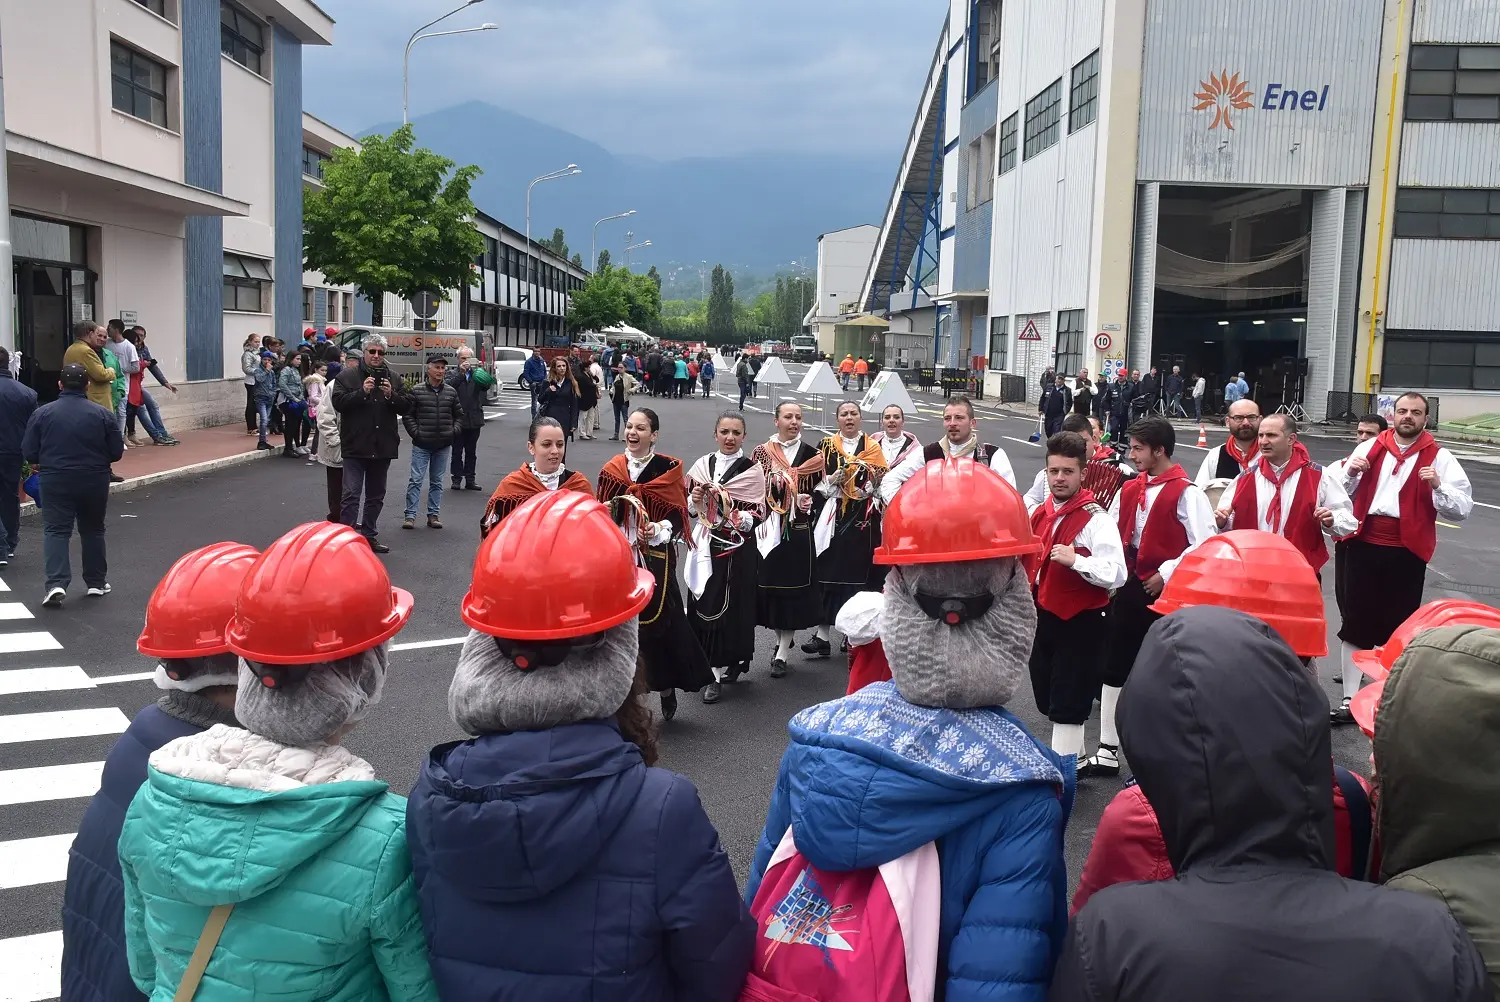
110, 3, 267, 129
475, 306, 569, 349
1393, 186, 1500, 240
303, 288, 356, 326
476, 236, 585, 295
1000, 50, 1098, 175
223, 253, 271, 313
302, 147, 331, 181
1383, 333, 1500, 391
986, 309, 1086, 376
1406, 44, 1500, 122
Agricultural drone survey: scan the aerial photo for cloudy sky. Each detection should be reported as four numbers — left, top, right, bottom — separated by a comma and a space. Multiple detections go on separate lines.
303, 0, 947, 160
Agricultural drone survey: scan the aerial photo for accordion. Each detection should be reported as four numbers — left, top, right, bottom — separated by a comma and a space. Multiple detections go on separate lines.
1083, 460, 1127, 510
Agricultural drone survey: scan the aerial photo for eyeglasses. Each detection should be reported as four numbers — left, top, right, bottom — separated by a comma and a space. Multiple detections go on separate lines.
366, 348, 385, 356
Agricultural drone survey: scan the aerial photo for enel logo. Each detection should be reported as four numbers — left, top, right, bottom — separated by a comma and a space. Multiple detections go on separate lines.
1261, 83, 1330, 111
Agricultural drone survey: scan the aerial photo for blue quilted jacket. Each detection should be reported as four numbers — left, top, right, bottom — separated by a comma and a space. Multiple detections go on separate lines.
62, 704, 206, 1002
745, 681, 1074, 1002
406, 719, 756, 1002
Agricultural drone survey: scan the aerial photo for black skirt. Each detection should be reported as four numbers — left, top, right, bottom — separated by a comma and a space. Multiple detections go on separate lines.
638, 544, 714, 693
1104, 576, 1160, 689
757, 520, 823, 630
688, 530, 760, 672
816, 502, 881, 625
1337, 539, 1427, 651
1030, 605, 1110, 724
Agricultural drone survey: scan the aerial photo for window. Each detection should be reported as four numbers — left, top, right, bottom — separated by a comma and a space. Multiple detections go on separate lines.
223, 253, 272, 313
131, 0, 167, 16
302, 286, 314, 322
988, 316, 1009, 370
343, 293, 354, 323
1406, 45, 1500, 122
1394, 186, 1500, 239
970, 0, 1001, 95
110, 42, 168, 127
301, 146, 330, 180
1054, 309, 1085, 376
1023, 79, 1063, 159
1069, 50, 1100, 133
482, 236, 498, 270
221, 1, 265, 76
998, 113, 1018, 174
327, 292, 341, 324
967, 129, 996, 209
1383, 332, 1500, 390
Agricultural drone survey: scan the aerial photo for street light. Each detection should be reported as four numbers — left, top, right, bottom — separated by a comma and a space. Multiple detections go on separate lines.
523, 165, 582, 307
592, 210, 635, 272
404, 1, 496, 126
624, 240, 652, 269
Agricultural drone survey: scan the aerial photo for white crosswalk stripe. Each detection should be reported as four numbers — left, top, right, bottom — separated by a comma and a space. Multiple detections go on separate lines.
0, 570, 148, 1001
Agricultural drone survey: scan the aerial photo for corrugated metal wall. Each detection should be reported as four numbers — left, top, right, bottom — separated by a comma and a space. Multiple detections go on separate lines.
1412, 0, 1500, 42
1304, 189, 1346, 421
1387, 240, 1500, 329
1014, 311, 1053, 401
1399, 122, 1500, 187
1334, 188, 1366, 395
955, 82, 999, 293
1137, 0, 1383, 187
273, 27, 305, 350
182, 0, 224, 382
1127, 183, 1158, 373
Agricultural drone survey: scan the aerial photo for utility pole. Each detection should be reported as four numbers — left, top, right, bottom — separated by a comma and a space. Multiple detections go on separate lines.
0, 25, 14, 354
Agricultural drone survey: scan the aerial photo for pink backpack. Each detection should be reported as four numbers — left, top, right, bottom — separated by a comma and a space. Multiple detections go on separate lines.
739, 828, 940, 1002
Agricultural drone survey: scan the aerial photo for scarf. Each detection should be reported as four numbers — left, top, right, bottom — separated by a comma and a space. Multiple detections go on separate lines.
882, 432, 920, 466
1224, 436, 1256, 473
1134, 463, 1190, 512
481, 464, 594, 538
598, 452, 692, 540
757, 437, 825, 513
1027, 489, 1098, 579
1370, 428, 1436, 476
940, 435, 980, 460
820, 433, 888, 514
1258, 443, 1311, 534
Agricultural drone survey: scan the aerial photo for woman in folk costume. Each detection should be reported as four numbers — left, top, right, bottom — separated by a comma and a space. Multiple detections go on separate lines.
803, 401, 888, 659
685, 411, 767, 705
480, 417, 594, 538
751, 401, 826, 679
597, 407, 713, 720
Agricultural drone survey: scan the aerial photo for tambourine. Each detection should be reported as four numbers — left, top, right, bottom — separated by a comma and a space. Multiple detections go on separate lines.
607, 493, 653, 545
1203, 477, 1235, 510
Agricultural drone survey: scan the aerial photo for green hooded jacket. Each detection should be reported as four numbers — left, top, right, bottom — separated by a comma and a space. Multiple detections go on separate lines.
117, 725, 438, 1002
101, 346, 125, 409
1376, 624, 1500, 996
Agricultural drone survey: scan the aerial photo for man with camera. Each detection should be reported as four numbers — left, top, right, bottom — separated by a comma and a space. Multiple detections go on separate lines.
331, 333, 412, 553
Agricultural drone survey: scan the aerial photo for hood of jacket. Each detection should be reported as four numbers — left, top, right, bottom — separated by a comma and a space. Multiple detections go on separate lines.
127, 725, 390, 905
409, 720, 647, 903
773, 681, 1065, 872
1119, 606, 1334, 873
1376, 625, 1500, 877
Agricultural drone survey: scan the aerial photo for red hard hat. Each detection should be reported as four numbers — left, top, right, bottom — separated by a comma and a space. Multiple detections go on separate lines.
1351, 678, 1384, 738
137, 543, 260, 659
873, 459, 1040, 565
226, 522, 413, 664
462, 491, 653, 640
1353, 600, 1500, 681
1150, 530, 1327, 657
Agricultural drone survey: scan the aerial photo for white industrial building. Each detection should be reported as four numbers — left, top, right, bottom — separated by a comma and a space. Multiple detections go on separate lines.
804, 224, 880, 353
863, 0, 1500, 421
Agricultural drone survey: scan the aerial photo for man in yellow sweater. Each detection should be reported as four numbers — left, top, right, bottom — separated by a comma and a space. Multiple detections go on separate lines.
61, 321, 115, 411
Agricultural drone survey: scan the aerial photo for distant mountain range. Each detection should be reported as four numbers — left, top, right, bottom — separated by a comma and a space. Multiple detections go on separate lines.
362, 102, 894, 277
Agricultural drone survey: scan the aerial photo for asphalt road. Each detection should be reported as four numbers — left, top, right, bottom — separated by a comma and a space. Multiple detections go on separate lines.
2, 365, 1498, 999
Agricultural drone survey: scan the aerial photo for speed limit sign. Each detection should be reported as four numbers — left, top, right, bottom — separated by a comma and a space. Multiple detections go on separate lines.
1093, 332, 1113, 351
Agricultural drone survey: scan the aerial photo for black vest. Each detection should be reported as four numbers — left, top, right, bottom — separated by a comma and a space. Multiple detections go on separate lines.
1214, 445, 1248, 480
923, 441, 997, 464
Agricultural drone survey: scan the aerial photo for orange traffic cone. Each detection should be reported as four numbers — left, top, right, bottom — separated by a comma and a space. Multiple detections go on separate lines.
1196, 424, 1208, 448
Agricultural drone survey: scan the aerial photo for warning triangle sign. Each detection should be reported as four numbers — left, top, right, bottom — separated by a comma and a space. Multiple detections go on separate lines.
1018, 319, 1042, 342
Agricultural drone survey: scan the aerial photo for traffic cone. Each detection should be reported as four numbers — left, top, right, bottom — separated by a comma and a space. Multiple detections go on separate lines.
1196, 424, 1208, 448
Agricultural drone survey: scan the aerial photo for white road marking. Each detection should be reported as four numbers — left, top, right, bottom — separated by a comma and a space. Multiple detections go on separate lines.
0, 833, 74, 890
0, 576, 9, 592
1003, 436, 1041, 448
483, 411, 507, 421
91, 670, 157, 686
0, 603, 33, 621
0, 708, 130, 745
391, 637, 467, 652
1474, 500, 1500, 511
0, 930, 63, 1002
0, 666, 93, 697
0, 762, 104, 806
0, 632, 61, 654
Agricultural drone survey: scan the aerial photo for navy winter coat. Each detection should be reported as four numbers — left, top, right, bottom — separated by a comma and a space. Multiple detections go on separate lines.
61, 704, 207, 1002
406, 720, 755, 1002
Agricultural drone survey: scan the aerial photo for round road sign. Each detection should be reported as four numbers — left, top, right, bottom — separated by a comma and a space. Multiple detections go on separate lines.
1093, 332, 1113, 351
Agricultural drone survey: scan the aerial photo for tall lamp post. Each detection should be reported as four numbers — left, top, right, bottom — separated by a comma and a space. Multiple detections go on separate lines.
404, 1, 495, 126
524, 165, 582, 311
592, 210, 635, 273
623, 240, 651, 270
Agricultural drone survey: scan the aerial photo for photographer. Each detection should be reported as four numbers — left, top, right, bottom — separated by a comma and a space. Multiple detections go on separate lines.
331, 333, 412, 553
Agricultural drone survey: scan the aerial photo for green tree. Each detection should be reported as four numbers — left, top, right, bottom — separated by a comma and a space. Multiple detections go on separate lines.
646, 265, 662, 291
622, 270, 663, 336
541, 227, 570, 259
707, 264, 736, 342
571, 252, 584, 269
565, 265, 629, 334
303, 124, 483, 314
596, 248, 612, 273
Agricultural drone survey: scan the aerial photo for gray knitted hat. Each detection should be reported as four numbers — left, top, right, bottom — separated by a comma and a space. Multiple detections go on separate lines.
880, 556, 1035, 709
236, 642, 390, 747
449, 622, 638, 735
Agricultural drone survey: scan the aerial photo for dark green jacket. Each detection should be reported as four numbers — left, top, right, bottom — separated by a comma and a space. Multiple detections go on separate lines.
1377, 624, 1500, 997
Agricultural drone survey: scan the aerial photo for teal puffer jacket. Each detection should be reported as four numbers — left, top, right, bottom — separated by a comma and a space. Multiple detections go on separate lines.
117, 725, 438, 1002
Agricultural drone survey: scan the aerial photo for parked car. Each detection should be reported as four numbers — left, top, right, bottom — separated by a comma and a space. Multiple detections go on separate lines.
492, 346, 530, 389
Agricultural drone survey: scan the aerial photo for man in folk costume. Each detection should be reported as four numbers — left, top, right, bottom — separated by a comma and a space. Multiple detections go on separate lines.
1213, 413, 1358, 569
751, 402, 826, 678
1083, 415, 1217, 777
1028, 432, 1127, 761
1194, 398, 1261, 487
686, 411, 767, 704
596, 406, 713, 720
1025, 413, 1126, 518
1333, 392, 1472, 725
802, 401, 888, 659
880, 396, 1014, 504
1325, 413, 1387, 684
480, 417, 593, 537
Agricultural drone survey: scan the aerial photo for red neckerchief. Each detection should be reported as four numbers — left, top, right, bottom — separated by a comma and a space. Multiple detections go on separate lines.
1135, 464, 1189, 512
1224, 436, 1256, 472
1369, 428, 1436, 477
1034, 489, 1097, 554
1258, 443, 1311, 534
1092, 445, 1114, 462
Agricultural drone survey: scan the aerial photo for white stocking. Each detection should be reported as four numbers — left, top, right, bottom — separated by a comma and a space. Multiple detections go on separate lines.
775, 631, 795, 662
1341, 641, 1365, 701
1099, 685, 1123, 747
1051, 723, 1085, 759
816, 625, 831, 642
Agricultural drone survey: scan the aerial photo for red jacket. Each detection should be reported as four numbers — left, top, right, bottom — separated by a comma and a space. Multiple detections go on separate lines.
845, 640, 892, 695
1072, 769, 1375, 914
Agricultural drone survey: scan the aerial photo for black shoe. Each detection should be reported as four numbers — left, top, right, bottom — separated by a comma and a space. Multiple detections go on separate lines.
702, 682, 722, 704
770, 658, 788, 679
660, 690, 678, 721
1330, 697, 1354, 726
256, 442, 272, 451
452, 478, 462, 491
800, 637, 832, 658
727, 664, 745, 683
368, 539, 390, 554
109, 473, 125, 483
1332, 671, 1343, 684
464, 481, 482, 492
1079, 743, 1121, 778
